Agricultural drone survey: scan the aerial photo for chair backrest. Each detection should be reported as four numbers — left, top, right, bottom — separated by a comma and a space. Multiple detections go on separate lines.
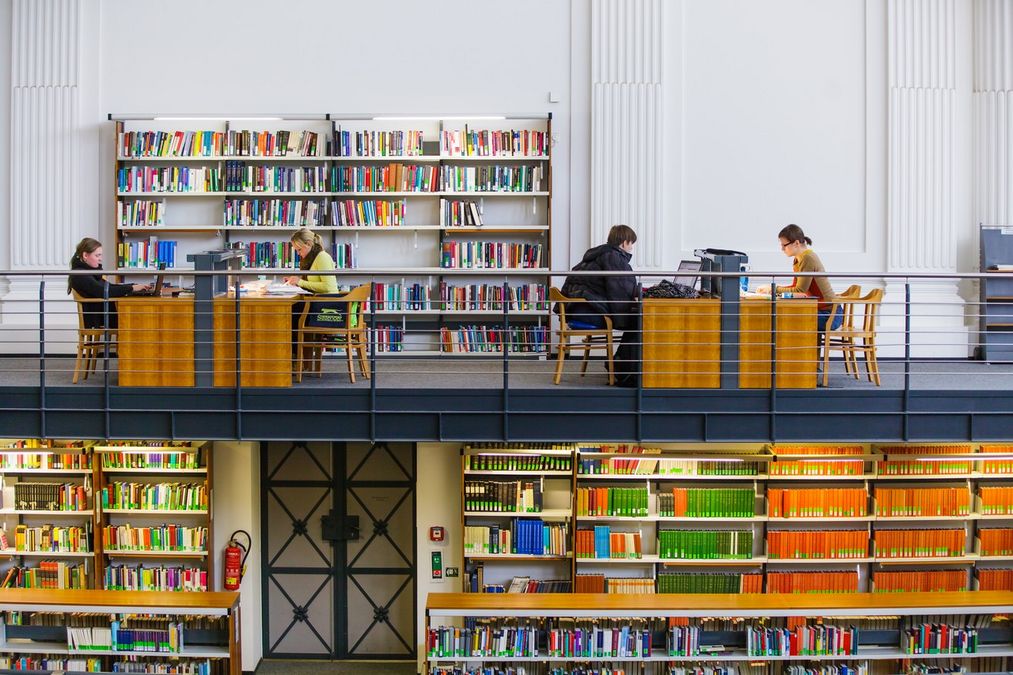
300, 283, 372, 332
859, 287, 884, 333
70, 290, 101, 332
837, 284, 862, 330
549, 286, 586, 328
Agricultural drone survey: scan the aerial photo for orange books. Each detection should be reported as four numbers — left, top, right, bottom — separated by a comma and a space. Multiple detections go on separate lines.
876, 444, 973, 476
979, 528, 1013, 556
980, 445, 1013, 475
766, 571, 859, 594
874, 528, 965, 558
575, 574, 606, 593
767, 488, 867, 518
873, 569, 967, 593
766, 530, 868, 559
874, 486, 970, 517
768, 445, 865, 476
977, 569, 1013, 591
979, 486, 1013, 515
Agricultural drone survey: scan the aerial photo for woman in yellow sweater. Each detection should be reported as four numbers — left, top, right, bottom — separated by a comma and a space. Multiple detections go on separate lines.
764, 223, 841, 332
283, 228, 338, 293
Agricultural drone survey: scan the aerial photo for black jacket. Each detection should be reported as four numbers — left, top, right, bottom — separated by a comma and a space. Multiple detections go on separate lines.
560, 244, 637, 328
69, 257, 133, 329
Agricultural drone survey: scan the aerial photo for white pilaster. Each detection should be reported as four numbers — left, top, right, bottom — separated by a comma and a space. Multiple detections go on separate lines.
884, 0, 970, 358
973, 0, 1013, 226
6, 0, 83, 332
590, 0, 664, 269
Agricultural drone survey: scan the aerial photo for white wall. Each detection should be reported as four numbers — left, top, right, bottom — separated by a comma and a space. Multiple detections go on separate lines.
210, 441, 263, 673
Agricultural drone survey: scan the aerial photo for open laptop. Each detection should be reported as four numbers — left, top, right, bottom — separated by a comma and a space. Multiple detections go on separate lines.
674, 259, 702, 289
132, 263, 166, 296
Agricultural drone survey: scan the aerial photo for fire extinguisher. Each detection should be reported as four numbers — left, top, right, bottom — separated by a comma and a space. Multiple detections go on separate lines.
224, 530, 251, 591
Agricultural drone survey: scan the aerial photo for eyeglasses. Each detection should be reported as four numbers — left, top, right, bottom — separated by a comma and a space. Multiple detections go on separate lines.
779, 241, 792, 250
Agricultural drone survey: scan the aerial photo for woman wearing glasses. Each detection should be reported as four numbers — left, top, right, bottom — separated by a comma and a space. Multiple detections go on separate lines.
762, 224, 841, 332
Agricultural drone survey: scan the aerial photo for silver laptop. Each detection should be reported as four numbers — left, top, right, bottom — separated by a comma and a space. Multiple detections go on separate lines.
674, 259, 702, 289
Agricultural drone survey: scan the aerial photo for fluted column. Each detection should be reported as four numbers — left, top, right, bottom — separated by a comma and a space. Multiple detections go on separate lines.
974, 0, 1013, 226
590, 0, 663, 268
884, 0, 969, 357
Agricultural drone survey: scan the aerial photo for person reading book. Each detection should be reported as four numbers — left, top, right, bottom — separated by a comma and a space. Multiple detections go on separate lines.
559, 224, 640, 386
759, 224, 841, 332
68, 237, 150, 329
283, 228, 338, 294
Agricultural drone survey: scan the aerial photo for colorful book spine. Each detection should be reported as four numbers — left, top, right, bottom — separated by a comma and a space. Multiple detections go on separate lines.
575, 487, 648, 517
441, 129, 548, 157
223, 198, 326, 227
99, 451, 201, 470
223, 162, 327, 193
656, 572, 762, 594
372, 282, 432, 310
440, 241, 544, 269
117, 200, 165, 227
371, 324, 403, 353
747, 624, 858, 656
463, 480, 542, 513
769, 445, 865, 476
336, 130, 424, 157
442, 165, 544, 192
0, 562, 86, 589
118, 238, 177, 269
766, 530, 868, 559
902, 624, 978, 654
332, 163, 439, 192
767, 488, 867, 518
440, 282, 547, 312
15, 524, 91, 553
330, 199, 406, 226
877, 444, 973, 475
466, 454, 572, 472
118, 166, 222, 193
103, 564, 207, 592
574, 527, 641, 559
440, 325, 548, 354
100, 482, 208, 511
463, 520, 566, 556
119, 130, 225, 158
101, 524, 207, 552
0, 451, 91, 470
226, 129, 320, 157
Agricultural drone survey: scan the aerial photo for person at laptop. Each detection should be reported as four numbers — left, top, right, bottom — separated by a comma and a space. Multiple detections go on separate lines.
759, 224, 841, 332
68, 237, 150, 329
560, 224, 640, 386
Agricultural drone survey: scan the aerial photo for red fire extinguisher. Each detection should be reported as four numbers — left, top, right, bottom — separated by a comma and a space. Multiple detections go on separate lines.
224, 530, 251, 591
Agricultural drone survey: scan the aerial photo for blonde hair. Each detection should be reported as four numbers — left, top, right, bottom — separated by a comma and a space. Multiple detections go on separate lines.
291, 228, 324, 271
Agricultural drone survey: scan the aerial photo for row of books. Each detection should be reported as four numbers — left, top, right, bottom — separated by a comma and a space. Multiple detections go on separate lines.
550, 627, 653, 659
441, 129, 549, 158
978, 568, 1013, 590
118, 166, 222, 193
477, 577, 571, 594
873, 570, 967, 593
67, 621, 185, 653
767, 529, 868, 559
657, 572, 762, 594
103, 564, 207, 592
747, 625, 858, 657
979, 486, 1013, 514
441, 199, 484, 227
222, 198, 326, 227
573, 576, 656, 594
878, 445, 974, 476
117, 200, 165, 227
372, 324, 404, 353
440, 241, 545, 269
979, 527, 1013, 555
99, 482, 208, 511
224, 163, 328, 192
903, 625, 978, 655
439, 325, 549, 354
874, 528, 965, 558
0, 451, 92, 470
117, 238, 178, 269
658, 529, 753, 560
0, 657, 103, 671
3, 481, 91, 511
768, 488, 867, 518
767, 571, 859, 594
0, 562, 86, 589
464, 480, 543, 513
466, 454, 572, 472
331, 164, 440, 192
371, 281, 431, 310
575, 527, 642, 559
663, 488, 755, 518
110, 660, 216, 675
463, 520, 568, 556
225, 130, 320, 157
335, 129, 424, 158
119, 130, 224, 158
332, 198, 406, 227
100, 450, 203, 470
235, 241, 355, 270
10, 523, 91, 552
427, 625, 537, 658
442, 282, 548, 312
875, 487, 970, 517
101, 524, 208, 553
576, 487, 649, 517
442, 165, 544, 193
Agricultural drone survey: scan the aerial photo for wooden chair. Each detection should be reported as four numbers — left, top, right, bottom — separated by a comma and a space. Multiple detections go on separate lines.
71, 291, 116, 384
295, 283, 372, 383
822, 287, 883, 387
820, 284, 862, 380
550, 287, 615, 385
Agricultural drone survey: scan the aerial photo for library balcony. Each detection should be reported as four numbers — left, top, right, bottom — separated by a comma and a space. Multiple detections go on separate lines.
0, 267, 1010, 442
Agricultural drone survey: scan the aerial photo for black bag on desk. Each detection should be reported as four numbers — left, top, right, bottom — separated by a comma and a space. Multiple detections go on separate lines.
643, 280, 700, 299
304, 293, 357, 329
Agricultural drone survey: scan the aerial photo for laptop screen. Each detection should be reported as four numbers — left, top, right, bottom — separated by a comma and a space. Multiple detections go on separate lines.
674, 260, 702, 288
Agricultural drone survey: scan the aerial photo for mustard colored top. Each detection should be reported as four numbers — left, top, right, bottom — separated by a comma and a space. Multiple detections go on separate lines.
776, 248, 836, 309
297, 250, 339, 294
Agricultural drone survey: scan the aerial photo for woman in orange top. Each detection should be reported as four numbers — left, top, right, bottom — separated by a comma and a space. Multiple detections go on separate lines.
769, 224, 841, 332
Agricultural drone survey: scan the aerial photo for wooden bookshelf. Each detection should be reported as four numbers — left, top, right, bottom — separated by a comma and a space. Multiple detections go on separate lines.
0, 588, 240, 675
111, 114, 553, 358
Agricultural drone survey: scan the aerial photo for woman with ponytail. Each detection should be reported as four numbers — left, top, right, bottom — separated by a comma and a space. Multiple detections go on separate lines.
68, 237, 149, 329
764, 224, 841, 332
283, 228, 338, 294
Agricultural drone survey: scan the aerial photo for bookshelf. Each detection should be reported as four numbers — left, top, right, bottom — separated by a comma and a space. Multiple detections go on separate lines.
461, 445, 575, 594
424, 591, 1013, 674
0, 440, 212, 592
0, 588, 239, 675
457, 443, 1013, 596
93, 441, 212, 592
111, 114, 553, 357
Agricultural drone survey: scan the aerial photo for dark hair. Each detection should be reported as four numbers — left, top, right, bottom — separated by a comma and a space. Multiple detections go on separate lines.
69, 237, 102, 293
607, 224, 637, 247
778, 224, 812, 247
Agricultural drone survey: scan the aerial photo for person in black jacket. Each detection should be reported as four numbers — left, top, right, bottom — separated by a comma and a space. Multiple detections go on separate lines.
68, 238, 149, 329
560, 224, 640, 385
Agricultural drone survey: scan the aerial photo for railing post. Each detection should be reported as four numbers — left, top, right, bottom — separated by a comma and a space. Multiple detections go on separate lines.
769, 280, 778, 440
103, 281, 111, 438
635, 279, 643, 441
234, 274, 242, 439
502, 277, 510, 441
904, 279, 912, 440
369, 275, 376, 442
39, 280, 46, 437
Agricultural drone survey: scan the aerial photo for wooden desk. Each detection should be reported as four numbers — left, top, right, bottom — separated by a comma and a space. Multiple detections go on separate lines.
642, 297, 817, 389
117, 296, 298, 387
